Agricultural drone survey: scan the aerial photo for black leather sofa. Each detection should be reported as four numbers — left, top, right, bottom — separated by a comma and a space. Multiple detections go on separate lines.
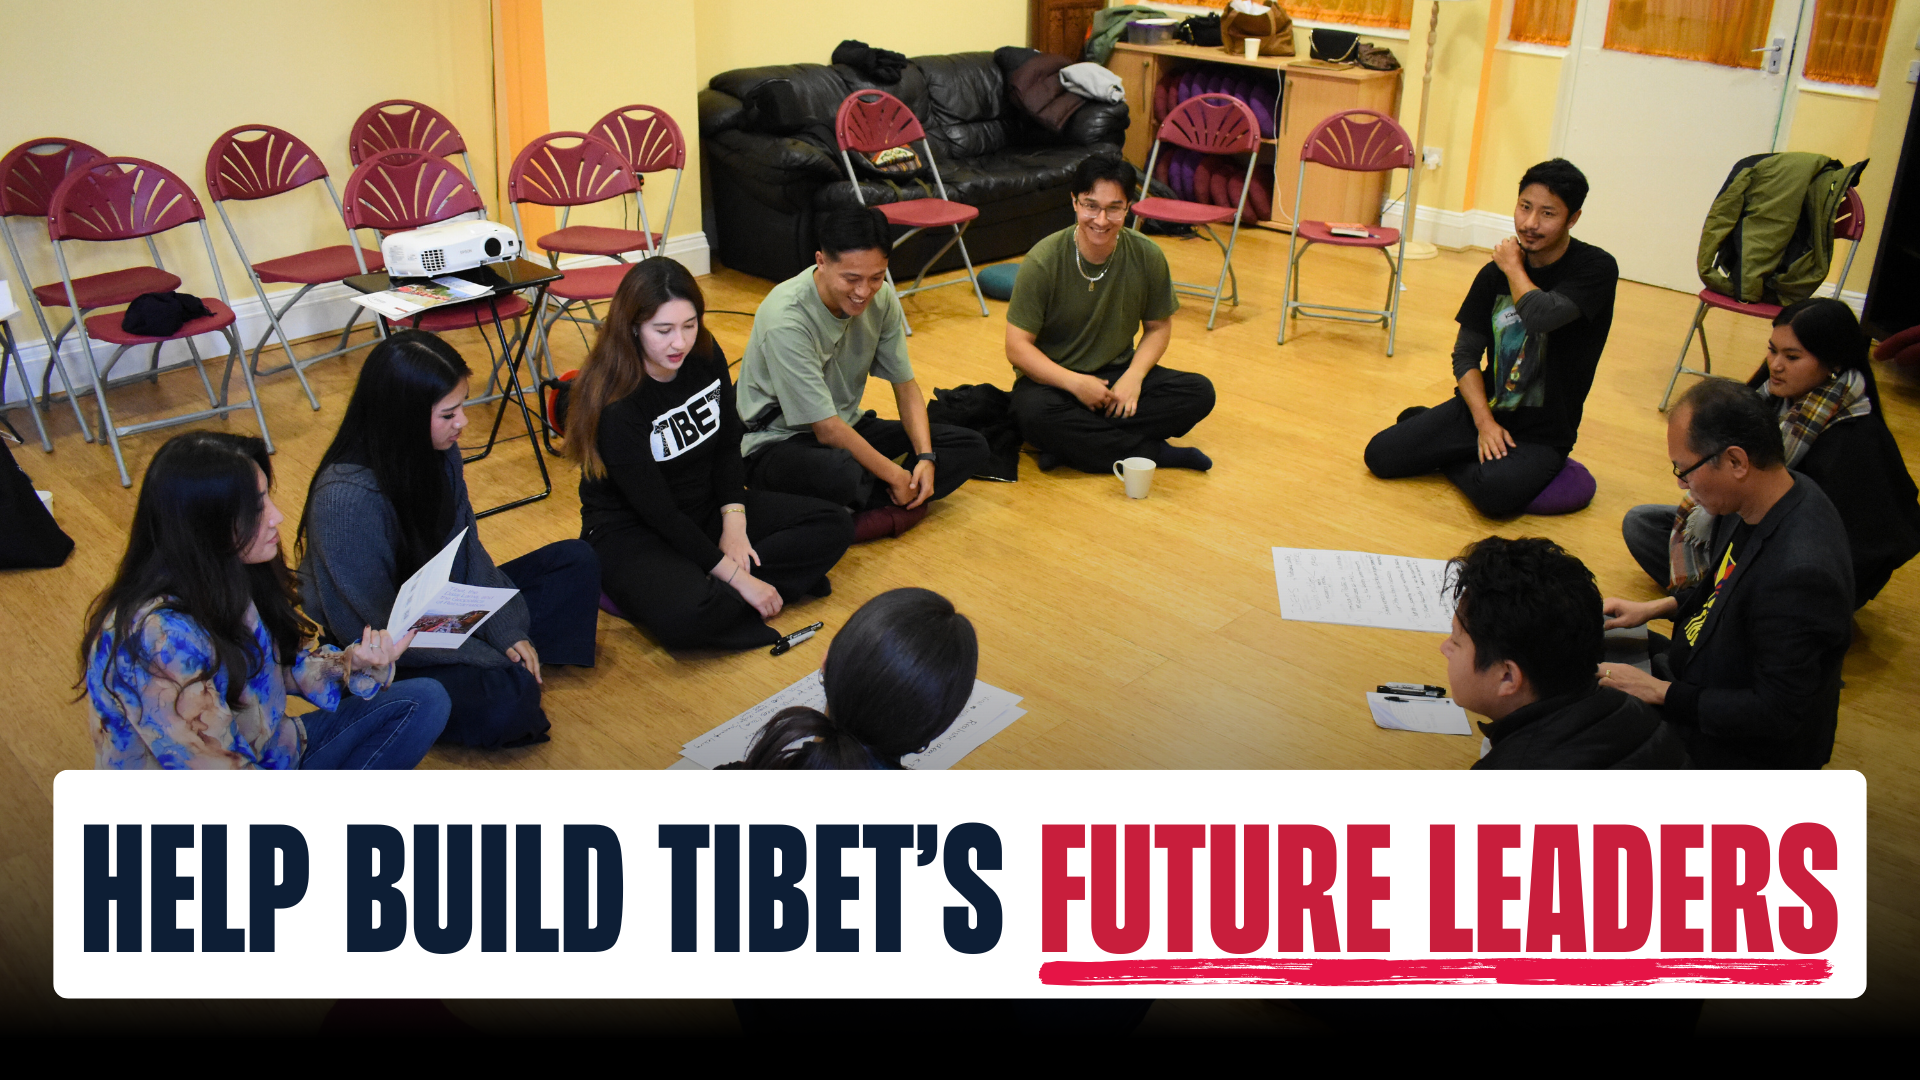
698, 51, 1129, 283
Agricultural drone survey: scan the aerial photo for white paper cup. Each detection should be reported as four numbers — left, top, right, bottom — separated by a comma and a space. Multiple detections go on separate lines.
1112, 456, 1156, 499
1244, 37, 1261, 61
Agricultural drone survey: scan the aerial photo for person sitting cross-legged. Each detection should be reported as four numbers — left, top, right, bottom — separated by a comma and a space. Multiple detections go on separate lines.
1365, 159, 1617, 517
1005, 153, 1215, 474
737, 206, 990, 542
1601, 377, 1855, 769
1443, 535, 1686, 769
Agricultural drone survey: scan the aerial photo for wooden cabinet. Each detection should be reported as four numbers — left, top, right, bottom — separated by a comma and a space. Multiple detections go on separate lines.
1108, 42, 1403, 231
1029, 0, 1105, 60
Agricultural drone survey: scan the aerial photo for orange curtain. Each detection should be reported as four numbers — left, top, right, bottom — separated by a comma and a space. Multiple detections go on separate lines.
1804, 0, 1896, 86
1602, 0, 1770, 70
1509, 0, 1576, 47
1284, 0, 1414, 31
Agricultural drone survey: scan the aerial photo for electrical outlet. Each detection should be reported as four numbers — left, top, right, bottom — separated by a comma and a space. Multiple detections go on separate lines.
1910, 59, 1919, 84
1422, 146, 1443, 170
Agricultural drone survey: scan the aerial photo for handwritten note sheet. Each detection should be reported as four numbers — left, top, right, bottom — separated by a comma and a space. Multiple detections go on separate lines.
1272, 548, 1457, 633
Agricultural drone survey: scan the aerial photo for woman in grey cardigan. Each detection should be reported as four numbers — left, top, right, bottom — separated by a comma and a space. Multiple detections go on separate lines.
297, 330, 599, 748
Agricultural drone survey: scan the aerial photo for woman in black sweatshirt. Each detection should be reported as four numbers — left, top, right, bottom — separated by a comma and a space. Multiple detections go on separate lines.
565, 258, 853, 649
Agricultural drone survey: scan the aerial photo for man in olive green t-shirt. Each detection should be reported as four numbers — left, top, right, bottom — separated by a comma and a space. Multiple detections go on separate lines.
1005, 154, 1215, 473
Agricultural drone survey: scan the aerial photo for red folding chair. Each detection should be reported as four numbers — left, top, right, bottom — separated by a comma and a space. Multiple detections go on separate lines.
508, 131, 639, 378
1131, 94, 1262, 330
206, 125, 384, 411
348, 99, 484, 203
588, 103, 687, 257
834, 90, 988, 332
1, 137, 124, 445
341, 149, 532, 398
1660, 186, 1867, 410
1277, 109, 1415, 355
48, 158, 270, 486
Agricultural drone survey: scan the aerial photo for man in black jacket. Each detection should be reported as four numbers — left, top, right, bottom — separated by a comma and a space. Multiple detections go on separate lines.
1443, 536, 1685, 769
1602, 377, 1854, 768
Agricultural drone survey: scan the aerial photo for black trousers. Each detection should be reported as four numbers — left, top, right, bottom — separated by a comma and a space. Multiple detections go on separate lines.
1363, 396, 1567, 518
745, 414, 991, 511
589, 489, 853, 650
1009, 363, 1216, 473
401, 538, 601, 749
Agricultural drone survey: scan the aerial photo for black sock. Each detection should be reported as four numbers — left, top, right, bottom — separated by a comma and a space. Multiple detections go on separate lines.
1147, 441, 1212, 471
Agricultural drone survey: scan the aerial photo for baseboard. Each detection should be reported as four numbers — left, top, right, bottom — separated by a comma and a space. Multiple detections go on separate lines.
1376, 204, 1513, 252
1, 232, 710, 407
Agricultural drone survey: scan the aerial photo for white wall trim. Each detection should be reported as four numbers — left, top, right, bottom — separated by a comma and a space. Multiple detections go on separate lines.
1377, 204, 1514, 251
1, 232, 709, 407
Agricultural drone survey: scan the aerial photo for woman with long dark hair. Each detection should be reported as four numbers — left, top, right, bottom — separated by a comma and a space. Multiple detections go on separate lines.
566, 257, 851, 649
81, 431, 447, 769
726, 588, 977, 769
298, 330, 600, 748
1624, 297, 1920, 605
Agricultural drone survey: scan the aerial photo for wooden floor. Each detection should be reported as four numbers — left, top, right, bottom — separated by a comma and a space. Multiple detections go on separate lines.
4, 227, 1917, 1033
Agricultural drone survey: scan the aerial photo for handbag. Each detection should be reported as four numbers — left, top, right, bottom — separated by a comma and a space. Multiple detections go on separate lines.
1175, 13, 1222, 47
1221, 6, 1296, 58
1310, 28, 1361, 64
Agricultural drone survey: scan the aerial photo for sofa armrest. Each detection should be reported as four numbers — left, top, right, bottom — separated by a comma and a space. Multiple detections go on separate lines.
699, 88, 746, 136
1063, 101, 1130, 147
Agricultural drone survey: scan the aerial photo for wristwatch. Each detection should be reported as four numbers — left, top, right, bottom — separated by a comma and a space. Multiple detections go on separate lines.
914, 451, 938, 464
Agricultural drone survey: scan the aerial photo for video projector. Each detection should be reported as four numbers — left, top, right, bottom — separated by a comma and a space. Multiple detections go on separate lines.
381, 220, 523, 278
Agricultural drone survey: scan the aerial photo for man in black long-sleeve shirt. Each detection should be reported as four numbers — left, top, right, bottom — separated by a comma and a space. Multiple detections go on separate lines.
1365, 159, 1618, 517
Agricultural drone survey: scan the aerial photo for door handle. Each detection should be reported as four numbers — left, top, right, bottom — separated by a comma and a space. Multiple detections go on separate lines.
1752, 37, 1786, 75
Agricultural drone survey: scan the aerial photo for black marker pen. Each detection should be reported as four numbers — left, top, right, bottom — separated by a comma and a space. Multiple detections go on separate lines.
770, 622, 825, 656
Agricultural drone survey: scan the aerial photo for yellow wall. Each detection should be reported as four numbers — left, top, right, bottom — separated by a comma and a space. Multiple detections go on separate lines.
541, 0, 702, 250
694, 1, 1029, 83
0, 0, 496, 312
1848, 0, 1920, 295
1470, 49, 1558, 212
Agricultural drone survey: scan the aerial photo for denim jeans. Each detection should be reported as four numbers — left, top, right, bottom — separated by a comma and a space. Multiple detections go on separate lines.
300, 678, 450, 770
1623, 503, 1679, 587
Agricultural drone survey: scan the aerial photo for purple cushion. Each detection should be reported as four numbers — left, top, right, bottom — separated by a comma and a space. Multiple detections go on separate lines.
1525, 458, 1596, 516
599, 592, 627, 618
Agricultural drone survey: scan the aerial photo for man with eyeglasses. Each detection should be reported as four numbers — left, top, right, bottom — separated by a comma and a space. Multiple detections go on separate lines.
1599, 377, 1853, 769
1004, 153, 1215, 474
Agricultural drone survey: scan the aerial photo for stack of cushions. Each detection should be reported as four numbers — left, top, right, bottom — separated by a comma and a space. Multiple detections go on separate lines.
1145, 66, 1277, 222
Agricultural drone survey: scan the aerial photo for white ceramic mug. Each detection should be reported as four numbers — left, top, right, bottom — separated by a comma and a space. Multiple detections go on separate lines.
1243, 37, 1261, 61
1112, 456, 1156, 499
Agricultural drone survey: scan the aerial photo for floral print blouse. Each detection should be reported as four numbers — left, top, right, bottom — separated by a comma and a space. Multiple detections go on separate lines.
85, 599, 393, 770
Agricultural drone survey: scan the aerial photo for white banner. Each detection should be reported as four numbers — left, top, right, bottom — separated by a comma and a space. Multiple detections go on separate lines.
53, 770, 1864, 999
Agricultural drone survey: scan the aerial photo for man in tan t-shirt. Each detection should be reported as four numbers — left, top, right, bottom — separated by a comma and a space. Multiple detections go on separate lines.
1005, 154, 1215, 473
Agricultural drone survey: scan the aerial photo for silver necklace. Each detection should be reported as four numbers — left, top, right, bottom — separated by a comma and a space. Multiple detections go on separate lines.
1073, 237, 1111, 292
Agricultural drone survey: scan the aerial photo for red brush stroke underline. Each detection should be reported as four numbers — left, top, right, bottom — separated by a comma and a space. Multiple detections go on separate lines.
1037, 957, 1831, 987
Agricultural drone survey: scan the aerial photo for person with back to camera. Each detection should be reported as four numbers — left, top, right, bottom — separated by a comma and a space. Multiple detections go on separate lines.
721, 587, 976, 768
1365, 159, 1618, 516
565, 257, 853, 650
736, 206, 990, 542
1005, 152, 1216, 474
1601, 377, 1855, 769
1623, 297, 1920, 606
80, 431, 447, 769
1442, 535, 1686, 769
298, 330, 601, 750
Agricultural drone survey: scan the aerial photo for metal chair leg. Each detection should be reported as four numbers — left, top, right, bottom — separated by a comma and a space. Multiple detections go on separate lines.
247, 279, 321, 411
953, 224, 988, 317
230, 325, 273, 454
1660, 301, 1711, 411
1, 324, 52, 452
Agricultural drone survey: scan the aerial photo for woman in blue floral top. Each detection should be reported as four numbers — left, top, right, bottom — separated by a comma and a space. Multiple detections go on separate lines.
80, 431, 449, 769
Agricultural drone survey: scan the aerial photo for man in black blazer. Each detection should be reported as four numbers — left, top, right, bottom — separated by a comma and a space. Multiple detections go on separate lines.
1601, 378, 1854, 768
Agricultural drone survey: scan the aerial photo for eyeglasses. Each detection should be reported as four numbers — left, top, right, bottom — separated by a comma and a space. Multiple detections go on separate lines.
1073, 198, 1129, 220
1672, 448, 1724, 481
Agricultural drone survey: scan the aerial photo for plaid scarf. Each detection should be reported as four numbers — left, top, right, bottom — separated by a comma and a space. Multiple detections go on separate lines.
1665, 368, 1869, 590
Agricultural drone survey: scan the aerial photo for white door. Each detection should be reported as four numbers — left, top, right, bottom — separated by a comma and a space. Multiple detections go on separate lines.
1551, 0, 1808, 292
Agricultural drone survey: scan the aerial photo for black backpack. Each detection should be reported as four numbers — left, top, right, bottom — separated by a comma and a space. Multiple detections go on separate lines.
1, 437, 73, 569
